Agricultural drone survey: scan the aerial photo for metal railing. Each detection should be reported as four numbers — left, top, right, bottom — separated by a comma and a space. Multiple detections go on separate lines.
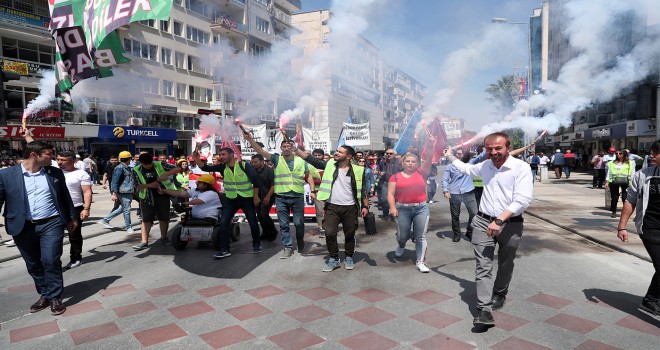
273, 8, 292, 25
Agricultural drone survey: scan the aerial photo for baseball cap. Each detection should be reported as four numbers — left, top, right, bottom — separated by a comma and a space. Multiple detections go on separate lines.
608, 147, 616, 153
75, 154, 81, 158
555, 149, 561, 153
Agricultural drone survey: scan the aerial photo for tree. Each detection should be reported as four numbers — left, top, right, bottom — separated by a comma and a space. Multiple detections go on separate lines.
485, 74, 518, 117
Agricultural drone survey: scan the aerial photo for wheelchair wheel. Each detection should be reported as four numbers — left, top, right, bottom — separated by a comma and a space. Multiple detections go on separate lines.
230, 223, 240, 242
171, 225, 188, 250
211, 225, 221, 250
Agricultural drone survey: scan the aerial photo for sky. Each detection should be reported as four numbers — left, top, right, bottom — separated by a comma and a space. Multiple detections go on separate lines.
299, 0, 543, 131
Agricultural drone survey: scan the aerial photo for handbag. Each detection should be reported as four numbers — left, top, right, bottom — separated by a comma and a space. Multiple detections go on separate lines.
363, 212, 378, 235
611, 176, 629, 185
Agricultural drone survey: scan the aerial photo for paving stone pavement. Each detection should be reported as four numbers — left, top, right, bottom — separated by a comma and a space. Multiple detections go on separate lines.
0, 172, 658, 350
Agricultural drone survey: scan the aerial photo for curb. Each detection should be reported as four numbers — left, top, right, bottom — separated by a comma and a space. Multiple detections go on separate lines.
525, 210, 651, 263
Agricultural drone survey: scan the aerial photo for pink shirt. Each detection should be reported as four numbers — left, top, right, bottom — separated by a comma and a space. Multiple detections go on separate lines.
389, 169, 428, 204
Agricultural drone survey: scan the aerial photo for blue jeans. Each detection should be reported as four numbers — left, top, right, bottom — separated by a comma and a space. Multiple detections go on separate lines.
103, 193, 133, 229
275, 196, 305, 249
395, 203, 429, 261
380, 186, 390, 216
563, 165, 571, 178
13, 216, 65, 300
219, 196, 261, 251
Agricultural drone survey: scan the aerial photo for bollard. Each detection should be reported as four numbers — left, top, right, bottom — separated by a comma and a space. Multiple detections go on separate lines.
605, 186, 611, 209
540, 165, 549, 183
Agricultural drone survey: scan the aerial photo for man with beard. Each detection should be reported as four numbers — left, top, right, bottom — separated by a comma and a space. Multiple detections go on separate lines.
444, 132, 533, 327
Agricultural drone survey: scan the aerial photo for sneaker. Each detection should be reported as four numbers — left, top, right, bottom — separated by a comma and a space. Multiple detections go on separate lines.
126, 227, 135, 234
394, 246, 405, 257
473, 308, 495, 326
132, 242, 149, 251
466, 231, 473, 241
160, 237, 172, 245
452, 233, 461, 242
280, 248, 294, 259
213, 250, 231, 259
610, 213, 617, 218
319, 229, 326, 238
491, 294, 506, 310
253, 246, 263, 254
416, 261, 430, 273
639, 299, 660, 317
323, 258, 341, 272
98, 220, 113, 229
344, 257, 354, 270
65, 260, 82, 269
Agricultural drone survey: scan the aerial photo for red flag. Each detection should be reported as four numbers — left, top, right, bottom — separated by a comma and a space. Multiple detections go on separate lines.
293, 124, 304, 149
421, 117, 447, 163
220, 139, 242, 162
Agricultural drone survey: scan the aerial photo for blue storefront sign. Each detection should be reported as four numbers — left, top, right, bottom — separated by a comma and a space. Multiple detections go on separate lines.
0, 6, 50, 28
98, 125, 177, 140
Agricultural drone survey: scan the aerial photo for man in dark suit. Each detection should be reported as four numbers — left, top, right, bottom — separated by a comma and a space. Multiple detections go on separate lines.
0, 140, 77, 315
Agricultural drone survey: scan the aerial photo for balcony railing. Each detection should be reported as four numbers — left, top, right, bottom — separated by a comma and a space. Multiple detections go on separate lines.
230, 0, 245, 7
273, 8, 291, 25
213, 15, 248, 33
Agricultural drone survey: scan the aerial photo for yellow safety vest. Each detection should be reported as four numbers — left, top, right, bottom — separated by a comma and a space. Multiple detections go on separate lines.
134, 162, 177, 200
472, 176, 483, 188
176, 172, 189, 189
222, 161, 254, 199
317, 160, 364, 202
607, 161, 632, 183
274, 156, 306, 194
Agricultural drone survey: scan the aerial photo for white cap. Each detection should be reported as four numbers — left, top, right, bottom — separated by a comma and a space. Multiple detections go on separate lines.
75, 154, 81, 158
555, 149, 561, 153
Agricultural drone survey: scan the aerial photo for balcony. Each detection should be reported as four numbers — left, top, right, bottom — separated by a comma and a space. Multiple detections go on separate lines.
229, 0, 245, 7
274, 0, 301, 13
211, 14, 248, 38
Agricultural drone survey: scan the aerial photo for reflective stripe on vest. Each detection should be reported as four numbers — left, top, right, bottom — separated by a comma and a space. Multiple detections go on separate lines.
134, 162, 177, 200
472, 176, 483, 187
317, 160, 364, 202
274, 156, 306, 194
223, 161, 254, 199
607, 161, 632, 182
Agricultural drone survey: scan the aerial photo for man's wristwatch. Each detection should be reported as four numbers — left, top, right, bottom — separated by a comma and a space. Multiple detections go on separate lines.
494, 218, 504, 226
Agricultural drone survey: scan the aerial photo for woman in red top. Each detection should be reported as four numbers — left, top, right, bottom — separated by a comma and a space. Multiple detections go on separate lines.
387, 137, 434, 273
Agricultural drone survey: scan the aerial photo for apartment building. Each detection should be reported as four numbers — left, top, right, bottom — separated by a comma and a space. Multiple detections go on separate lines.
292, 9, 425, 150
0, 0, 301, 159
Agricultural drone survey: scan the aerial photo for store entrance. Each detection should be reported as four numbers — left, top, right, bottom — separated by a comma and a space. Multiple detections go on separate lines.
136, 144, 168, 157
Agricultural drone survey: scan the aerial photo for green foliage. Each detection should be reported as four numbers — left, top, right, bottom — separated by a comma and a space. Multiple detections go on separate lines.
485, 75, 518, 117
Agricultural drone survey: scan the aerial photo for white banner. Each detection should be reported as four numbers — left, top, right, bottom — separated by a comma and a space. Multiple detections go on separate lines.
193, 132, 215, 162
343, 122, 370, 146
302, 127, 331, 154
267, 128, 285, 154
238, 124, 268, 158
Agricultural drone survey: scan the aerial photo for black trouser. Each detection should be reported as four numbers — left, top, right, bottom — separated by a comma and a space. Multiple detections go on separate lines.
323, 203, 359, 259
473, 186, 483, 206
256, 199, 277, 239
641, 236, 660, 301
219, 196, 260, 251
69, 206, 84, 262
593, 169, 605, 187
609, 183, 628, 214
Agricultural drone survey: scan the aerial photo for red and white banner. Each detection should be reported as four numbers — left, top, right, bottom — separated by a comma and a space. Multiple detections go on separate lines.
0, 125, 66, 139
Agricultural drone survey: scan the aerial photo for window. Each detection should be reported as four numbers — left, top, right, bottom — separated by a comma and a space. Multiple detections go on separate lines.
173, 21, 183, 36
187, 55, 207, 74
1, 37, 54, 65
189, 85, 210, 102
186, 0, 211, 17
175, 52, 185, 68
139, 19, 155, 27
161, 48, 172, 65
173, 0, 183, 6
255, 0, 270, 6
160, 19, 170, 32
142, 78, 159, 94
186, 25, 210, 44
250, 42, 267, 57
140, 43, 157, 60
163, 80, 174, 96
177, 83, 187, 99
256, 17, 270, 34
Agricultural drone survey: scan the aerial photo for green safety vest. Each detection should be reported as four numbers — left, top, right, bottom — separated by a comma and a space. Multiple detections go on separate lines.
223, 161, 254, 199
134, 162, 177, 200
607, 161, 633, 183
472, 176, 483, 188
176, 172, 189, 189
317, 160, 364, 202
274, 156, 306, 194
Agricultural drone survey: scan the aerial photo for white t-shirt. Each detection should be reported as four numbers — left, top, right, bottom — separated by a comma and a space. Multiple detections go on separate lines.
187, 189, 221, 219
329, 167, 356, 206
63, 169, 91, 207
74, 160, 85, 170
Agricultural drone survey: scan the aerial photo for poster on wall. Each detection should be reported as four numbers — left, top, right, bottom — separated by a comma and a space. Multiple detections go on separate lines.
193, 132, 214, 163
302, 127, 331, 154
267, 128, 285, 154
343, 122, 370, 146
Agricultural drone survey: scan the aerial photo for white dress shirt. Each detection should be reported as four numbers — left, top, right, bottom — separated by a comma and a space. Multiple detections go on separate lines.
451, 156, 533, 217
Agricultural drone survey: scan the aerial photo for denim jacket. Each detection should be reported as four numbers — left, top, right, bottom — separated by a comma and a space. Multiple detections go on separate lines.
111, 163, 134, 194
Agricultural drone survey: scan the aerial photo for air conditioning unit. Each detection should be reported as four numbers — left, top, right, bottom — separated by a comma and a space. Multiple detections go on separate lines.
129, 117, 143, 126
61, 111, 76, 122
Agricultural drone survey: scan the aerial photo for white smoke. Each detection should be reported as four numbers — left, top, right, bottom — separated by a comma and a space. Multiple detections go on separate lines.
25, 70, 58, 115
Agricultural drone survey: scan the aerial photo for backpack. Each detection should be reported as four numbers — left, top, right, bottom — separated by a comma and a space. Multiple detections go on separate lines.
531, 155, 540, 164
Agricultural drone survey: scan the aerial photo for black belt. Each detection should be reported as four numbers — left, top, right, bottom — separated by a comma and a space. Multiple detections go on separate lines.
27, 215, 58, 224
476, 211, 523, 223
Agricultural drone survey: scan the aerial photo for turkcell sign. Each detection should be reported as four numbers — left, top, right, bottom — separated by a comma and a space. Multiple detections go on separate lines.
98, 125, 176, 140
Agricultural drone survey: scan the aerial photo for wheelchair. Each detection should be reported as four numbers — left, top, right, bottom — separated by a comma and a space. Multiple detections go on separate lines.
170, 194, 240, 250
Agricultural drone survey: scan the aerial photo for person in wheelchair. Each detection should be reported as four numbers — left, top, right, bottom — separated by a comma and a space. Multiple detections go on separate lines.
158, 174, 220, 224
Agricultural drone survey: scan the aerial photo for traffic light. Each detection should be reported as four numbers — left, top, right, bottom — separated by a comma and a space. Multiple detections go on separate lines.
1, 69, 22, 124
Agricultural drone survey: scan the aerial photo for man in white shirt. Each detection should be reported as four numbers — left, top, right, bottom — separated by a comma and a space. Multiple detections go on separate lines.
158, 174, 220, 221
74, 154, 84, 170
445, 132, 533, 327
56, 151, 93, 269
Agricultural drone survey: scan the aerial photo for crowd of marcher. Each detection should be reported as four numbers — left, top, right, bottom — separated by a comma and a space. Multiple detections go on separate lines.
1, 126, 658, 327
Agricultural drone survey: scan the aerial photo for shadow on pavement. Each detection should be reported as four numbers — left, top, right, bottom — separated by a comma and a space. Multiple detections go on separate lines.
74, 247, 126, 265
64, 275, 122, 306
583, 288, 660, 327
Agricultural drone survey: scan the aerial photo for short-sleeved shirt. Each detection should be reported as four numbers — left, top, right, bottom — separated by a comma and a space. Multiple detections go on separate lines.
62, 169, 91, 207
104, 164, 116, 183
271, 154, 308, 197
389, 169, 427, 204
329, 167, 355, 205
187, 189, 221, 219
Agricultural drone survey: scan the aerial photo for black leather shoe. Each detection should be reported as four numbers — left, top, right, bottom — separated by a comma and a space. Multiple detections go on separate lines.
492, 294, 506, 310
50, 299, 66, 316
473, 308, 495, 326
29, 297, 50, 313
452, 234, 461, 242
297, 240, 305, 252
